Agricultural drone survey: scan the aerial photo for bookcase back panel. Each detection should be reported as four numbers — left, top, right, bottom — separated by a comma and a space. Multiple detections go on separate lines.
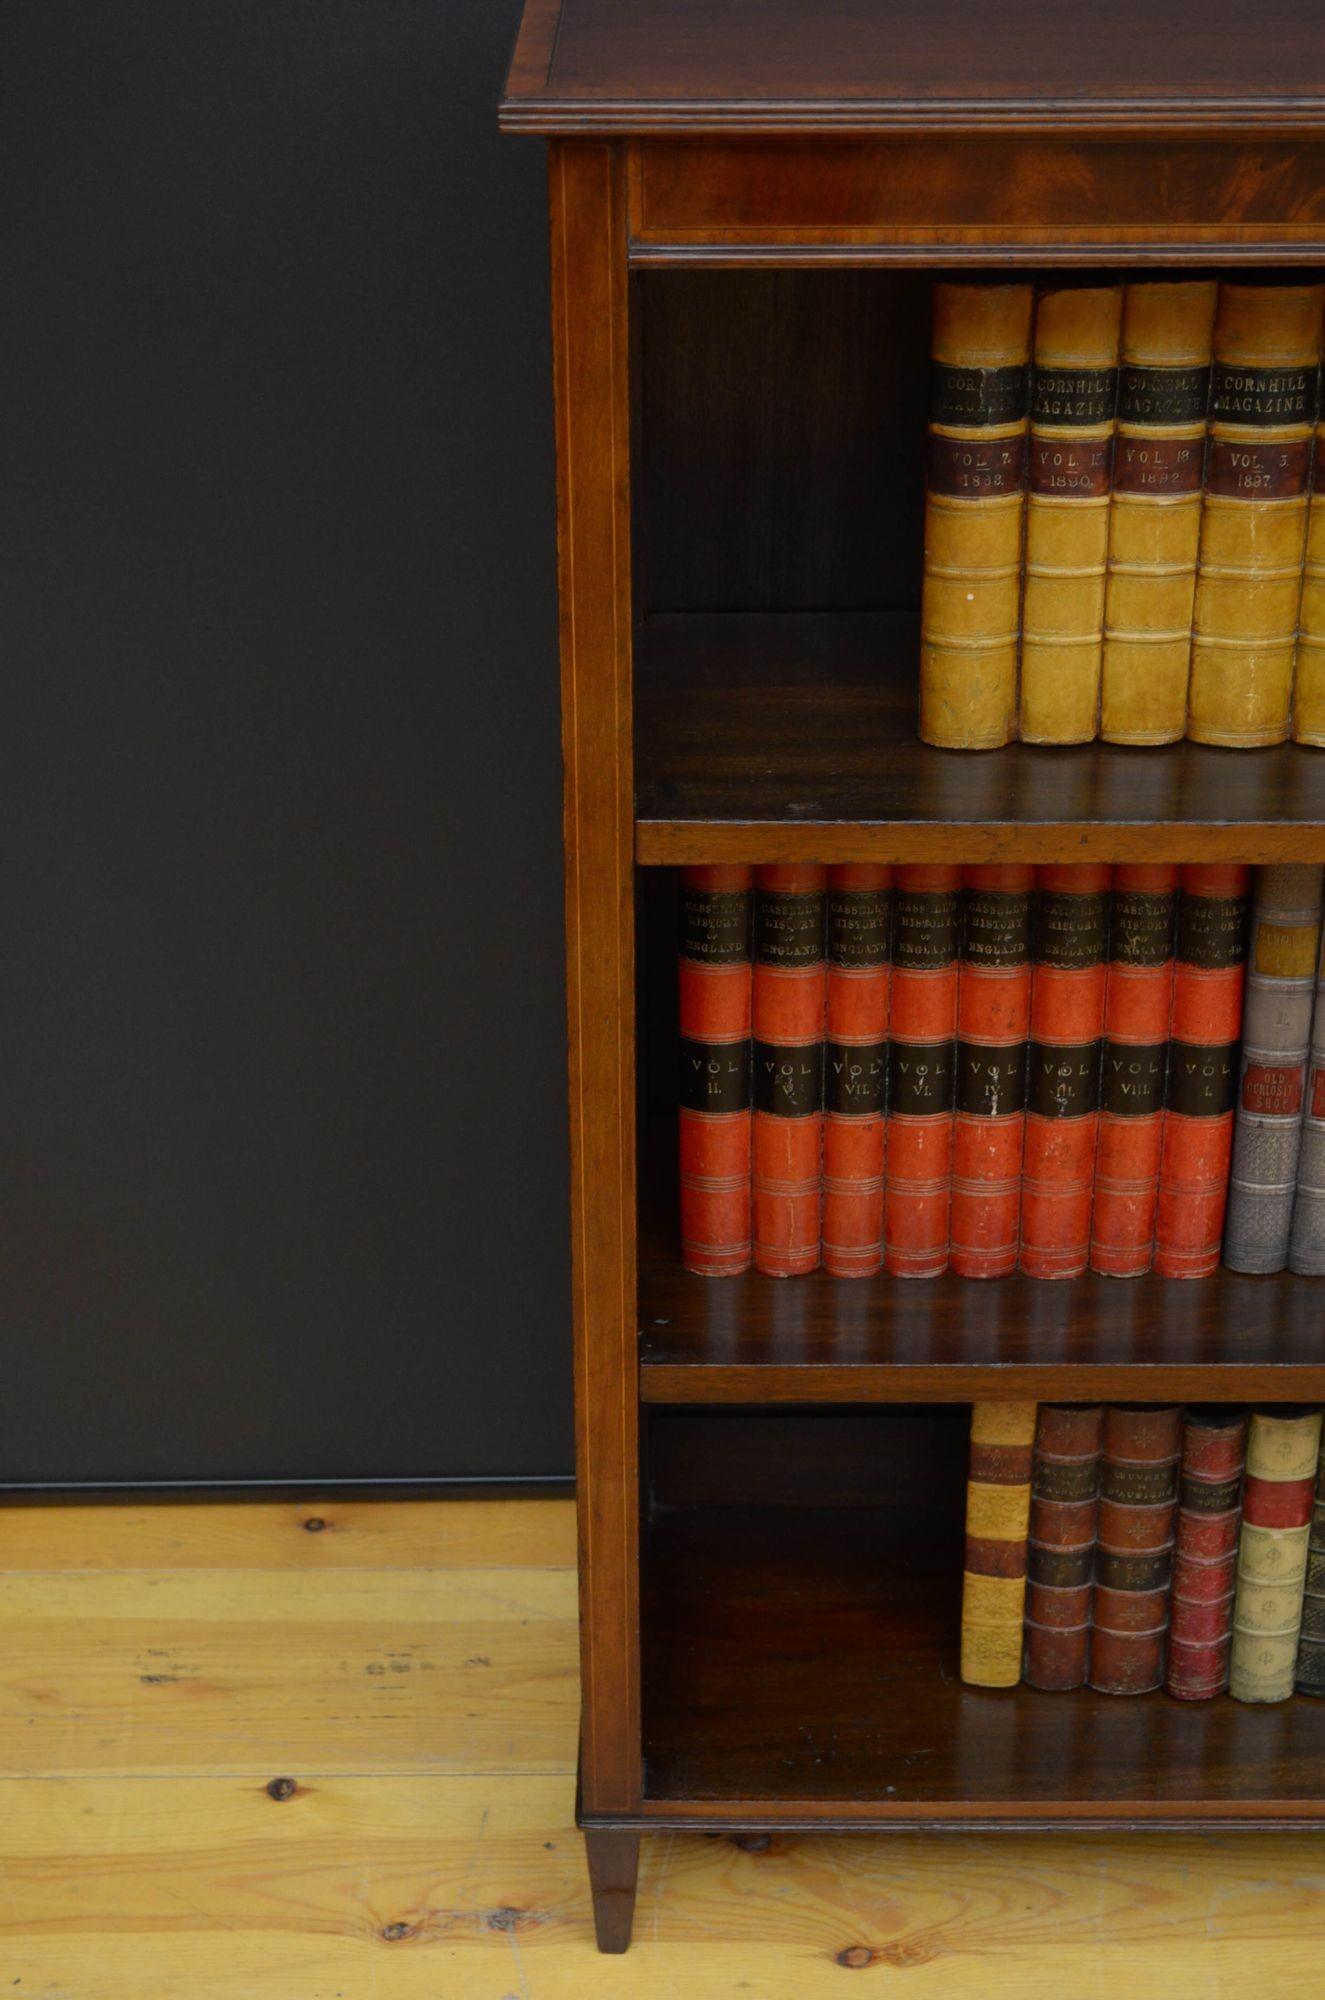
645, 1407, 969, 1513
629, 140, 1325, 259
636, 270, 929, 614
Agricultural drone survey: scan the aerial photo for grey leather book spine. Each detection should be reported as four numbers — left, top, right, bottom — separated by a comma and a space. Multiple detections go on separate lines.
1225, 865, 1323, 1272
1290, 920, 1325, 1274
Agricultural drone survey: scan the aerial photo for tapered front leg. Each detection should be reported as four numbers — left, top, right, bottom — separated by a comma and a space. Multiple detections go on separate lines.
584, 1828, 640, 1953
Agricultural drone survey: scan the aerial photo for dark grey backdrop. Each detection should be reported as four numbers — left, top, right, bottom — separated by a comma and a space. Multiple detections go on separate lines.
2, 0, 570, 1483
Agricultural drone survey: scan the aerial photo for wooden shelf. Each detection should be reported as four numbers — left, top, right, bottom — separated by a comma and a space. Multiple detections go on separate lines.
634, 612, 1325, 864
639, 1122, 1325, 1403
640, 1504, 1325, 1823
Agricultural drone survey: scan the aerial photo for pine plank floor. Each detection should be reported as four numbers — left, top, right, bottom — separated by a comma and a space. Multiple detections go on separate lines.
2, 1495, 1323, 1996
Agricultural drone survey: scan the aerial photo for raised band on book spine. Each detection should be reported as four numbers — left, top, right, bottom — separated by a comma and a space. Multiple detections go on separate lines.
753, 864, 826, 1277
1100, 282, 1216, 745
951, 865, 1032, 1278
1166, 1408, 1248, 1701
961, 1401, 1037, 1688
920, 284, 1033, 750
1225, 865, 1324, 1273
1019, 286, 1124, 744
884, 865, 960, 1278
1230, 1408, 1322, 1704
1024, 1404, 1103, 1690
1088, 1404, 1182, 1695
1189, 283, 1324, 747
1295, 1432, 1325, 1695
1020, 864, 1112, 1279
1154, 864, 1250, 1278
823, 865, 892, 1278
679, 865, 754, 1276
1293, 364, 1325, 743
1289, 927, 1325, 1274
1090, 865, 1177, 1277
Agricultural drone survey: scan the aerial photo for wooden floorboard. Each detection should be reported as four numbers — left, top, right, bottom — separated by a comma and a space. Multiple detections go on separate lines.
1, 1495, 1324, 1996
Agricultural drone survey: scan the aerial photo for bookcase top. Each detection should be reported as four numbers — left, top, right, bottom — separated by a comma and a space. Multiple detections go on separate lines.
501, 0, 1325, 134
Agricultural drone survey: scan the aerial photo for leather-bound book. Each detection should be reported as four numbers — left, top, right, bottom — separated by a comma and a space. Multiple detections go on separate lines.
1189, 283, 1324, 747
1166, 1409, 1248, 1701
1289, 929, 1325, 1273
884, 865, 960, 1278
1024, 1404, 1103, 1691
1293, 364, 1325, 744
951, 864, 1032, 1279
678, 865, 754, 1276
1019, 285, 1124, 745
1020, 864, 1112, 1280
960, 1400, 1037, 1688
919, 283, 1033, 750
1088, 1404, 1182, 1695
1154, 864, 1251, 1279
1230, 1407, 1322, 1704
752, 864, 826, 1277
1091, 865, 1178, 1277
1295, 1434, 1325, 1695
823, 865, 893, 1278
1100, 282, 1217, 745
1225, 865, 1324, 1273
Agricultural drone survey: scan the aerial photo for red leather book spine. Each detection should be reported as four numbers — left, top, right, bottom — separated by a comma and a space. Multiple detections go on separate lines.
1025, 1403, 1104, 1690
753, 864, 826, 1277
1091, 865, 1178, 1276
1020, 864, 1113, 1279
823, 865, 893, 1278
1166, 1409, 1248, 1700
1154, 863, 1251, 1278
951, 865, 1033, 1279
678, 865, 754, 1276
1088, 1404, 1182, 1694
884, 865, 960, 1278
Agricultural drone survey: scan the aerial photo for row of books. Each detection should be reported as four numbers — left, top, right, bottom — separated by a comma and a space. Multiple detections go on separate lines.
919, 278, 1325, 751
678, 859, 1325, 1281
961, 1402, 1325, 1705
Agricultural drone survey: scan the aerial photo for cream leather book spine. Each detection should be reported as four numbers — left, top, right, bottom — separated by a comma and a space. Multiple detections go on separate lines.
1100, 282, 1217, 745
1189, 283, 1324, 748
1018, 286, 1124, 745
919, 283, 1033, 750
1293, 365, 1325, 744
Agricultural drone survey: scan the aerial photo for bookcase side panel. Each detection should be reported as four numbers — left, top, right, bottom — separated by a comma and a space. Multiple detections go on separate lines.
548, 138, 641, 1813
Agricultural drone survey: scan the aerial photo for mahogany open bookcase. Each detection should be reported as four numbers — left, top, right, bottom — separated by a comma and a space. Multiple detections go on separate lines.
501, 0, 1325, 1951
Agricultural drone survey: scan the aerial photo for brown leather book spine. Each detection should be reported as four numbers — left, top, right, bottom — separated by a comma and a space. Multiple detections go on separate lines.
1230, 1408, 1323, 1703
1166, 1409, 1248, 1701
961, 1400, 1037, 1688
884, 865, 960, 1278
951, 864, 1033, 1279
1019, 285, 1124, 744
1025, 1404, 1104, 1691
1189, 283, 1324, 747
1090, 865, 1178, 1277
753, 864, 826, 1277
678, 865, 754, 1276
1295, 1437, 1325, 1694
1154, 864, 1251, 1278
920, 283, 1034, 750
1088, 1404, 1182, 1694
1101, 282, 1217, 745
823, 865, 893, 1278
1293, 366, 1325, 744
1020, 864, 1112, 1279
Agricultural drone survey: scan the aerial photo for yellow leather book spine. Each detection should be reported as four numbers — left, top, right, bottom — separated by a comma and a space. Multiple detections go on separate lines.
1100, 282, 1217, 745
1292, 368, 1325, 744
960, 1400, 1037, 1687
1019, 286, 1124, 745
919, 283, 1033, 750
1189, 284, 1324, 747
